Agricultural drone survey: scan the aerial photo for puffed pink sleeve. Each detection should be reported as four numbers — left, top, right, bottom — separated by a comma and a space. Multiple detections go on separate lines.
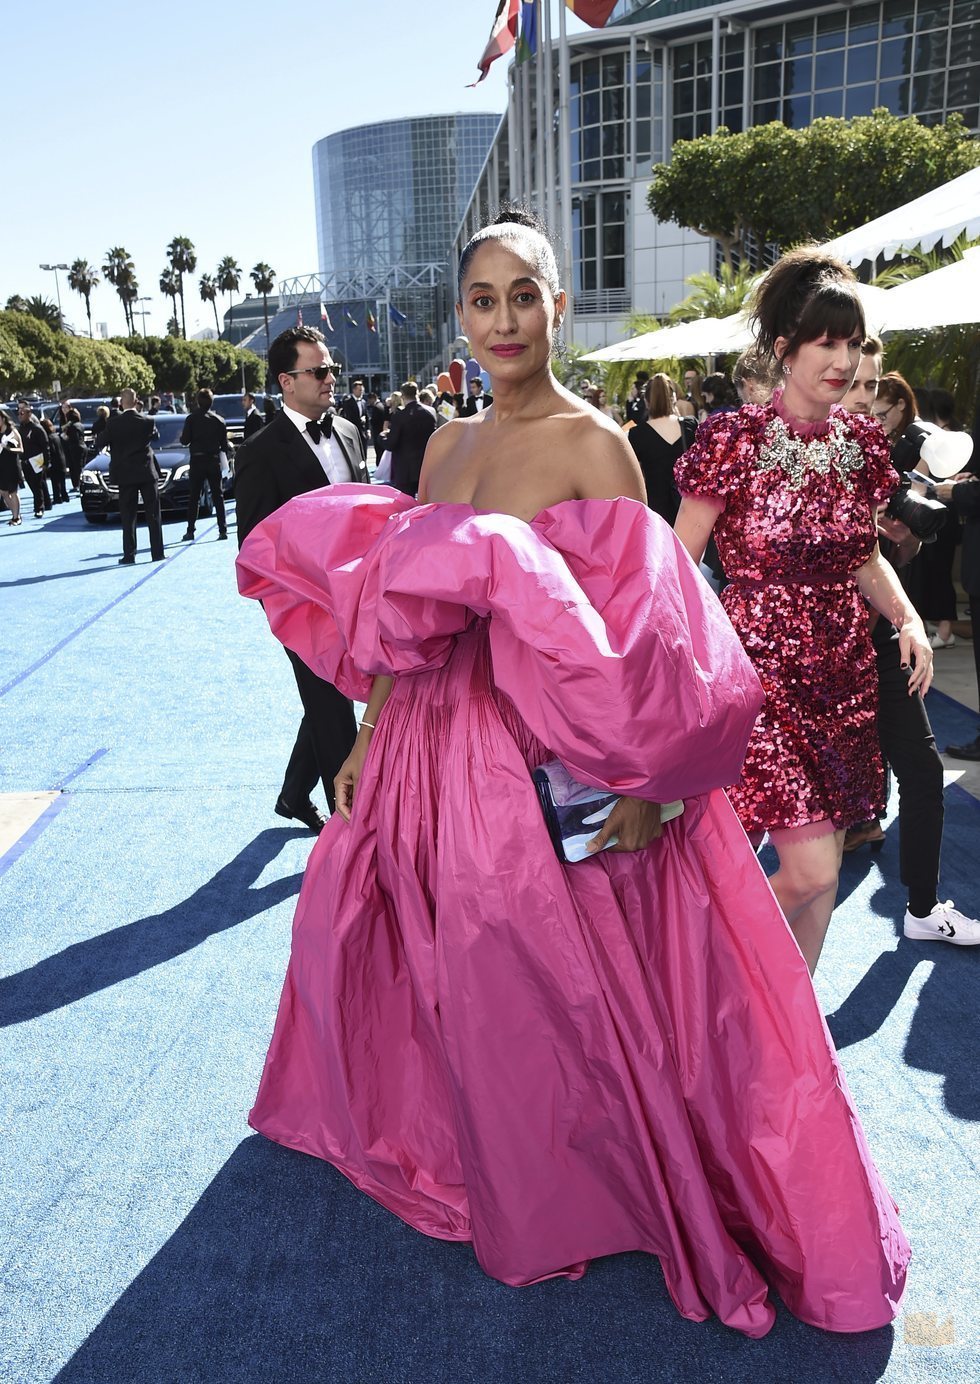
674, 409, 756, 502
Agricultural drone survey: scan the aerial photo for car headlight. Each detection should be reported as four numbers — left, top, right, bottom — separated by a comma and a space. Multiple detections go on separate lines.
172, 464, 190, 481
80, 470, 103, 487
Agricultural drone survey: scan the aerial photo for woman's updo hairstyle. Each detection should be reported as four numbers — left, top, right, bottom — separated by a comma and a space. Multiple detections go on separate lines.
456, 204, 561, 301
751, 247, 865, 364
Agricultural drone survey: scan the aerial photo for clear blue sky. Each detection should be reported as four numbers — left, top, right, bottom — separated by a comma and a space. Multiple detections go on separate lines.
8, 2, 592, 338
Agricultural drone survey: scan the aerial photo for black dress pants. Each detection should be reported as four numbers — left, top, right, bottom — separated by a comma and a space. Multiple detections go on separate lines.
875, 631, 944, 901
118, 478, 165, 560
280, 647, 357, 814
23, 462, 50, 515
185, 456, 227, 534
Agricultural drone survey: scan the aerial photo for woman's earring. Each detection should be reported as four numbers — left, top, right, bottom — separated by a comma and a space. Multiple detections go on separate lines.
782, 363, 791, 376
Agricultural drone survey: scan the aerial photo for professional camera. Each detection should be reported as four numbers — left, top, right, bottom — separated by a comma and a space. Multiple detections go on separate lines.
885, 471, 947, 542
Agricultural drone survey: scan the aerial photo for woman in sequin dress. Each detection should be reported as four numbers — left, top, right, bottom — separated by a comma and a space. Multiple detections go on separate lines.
674, 251, 933, 974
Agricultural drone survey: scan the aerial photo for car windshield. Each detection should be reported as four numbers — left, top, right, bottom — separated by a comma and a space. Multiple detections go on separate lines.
210, 396, 246, 422
71, 399, 110, 425
152, 415, 186, 448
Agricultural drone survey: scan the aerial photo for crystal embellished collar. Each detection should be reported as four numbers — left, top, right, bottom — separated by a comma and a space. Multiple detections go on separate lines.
757, 400, 866, 492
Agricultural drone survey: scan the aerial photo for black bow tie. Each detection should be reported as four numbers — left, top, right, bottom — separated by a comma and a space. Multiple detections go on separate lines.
306, 414, 333, 444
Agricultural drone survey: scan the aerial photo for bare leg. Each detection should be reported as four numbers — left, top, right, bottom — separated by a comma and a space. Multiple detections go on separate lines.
2, 489, 20, 522
767, 825, 845, 974
935, 619, 952, 644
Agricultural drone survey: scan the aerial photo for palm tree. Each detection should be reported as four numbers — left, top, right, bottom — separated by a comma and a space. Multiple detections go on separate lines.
250, 262, 276, 358
68, 259, 100, 338
4, 294, 29, 313
103, 247, 138, 333
159, 268, 181, 337
166, 235, 197, 339
668, 263, 756, 324
215, 256, 241, 339
198, 273, 221, 337
23, 296, 63, 330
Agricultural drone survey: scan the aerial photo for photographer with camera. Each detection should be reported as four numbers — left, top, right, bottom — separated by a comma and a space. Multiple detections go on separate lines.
842, 341, 979, 944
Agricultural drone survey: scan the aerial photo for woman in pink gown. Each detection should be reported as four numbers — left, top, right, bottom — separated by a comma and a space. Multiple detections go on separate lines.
237, 212, 909, 1338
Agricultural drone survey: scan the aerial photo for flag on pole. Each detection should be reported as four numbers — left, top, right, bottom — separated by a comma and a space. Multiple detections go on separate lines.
320, 302, 333, 331
388, 304, 408, 327
297, 308, 303, 327
344, 309, 358, 327
516, 1, 537, 62
366, 309, 377, 333
468, 0, 519, 85
565, 0, 617, 26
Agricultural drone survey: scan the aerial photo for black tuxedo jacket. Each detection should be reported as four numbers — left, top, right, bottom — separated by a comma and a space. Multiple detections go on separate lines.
387, 401, 437, 497
243, 408, 265, 441
460, 393, 492, 417
100, 410, 159, 485
235, 409, 369, 548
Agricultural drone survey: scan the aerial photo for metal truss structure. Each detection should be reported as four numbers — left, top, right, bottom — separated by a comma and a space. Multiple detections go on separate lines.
280, 262, 446, 307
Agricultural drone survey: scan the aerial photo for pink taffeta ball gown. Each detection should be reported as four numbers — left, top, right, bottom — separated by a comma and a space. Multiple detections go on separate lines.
237, 485, 909, 1339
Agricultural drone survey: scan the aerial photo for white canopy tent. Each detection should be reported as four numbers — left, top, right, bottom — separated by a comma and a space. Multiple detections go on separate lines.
818, 167, 980, 268
875, 247, 980, 332
581, 284, 894, 363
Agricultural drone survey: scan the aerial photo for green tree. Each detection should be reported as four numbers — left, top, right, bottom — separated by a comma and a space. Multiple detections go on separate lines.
668, 263, 756, 323
166, 235, 197, 339
649, 110, 980, 270
250, 262, 276, 360
62, 338, 154, 396
215, 256, 241, 338
68, 260, 100, 338
198, 273, 221, 336
103, 248, 139, 333
159, 268, 181, 339
0, 320, 33, 394
0, 310, 69, 392
22, 296, 62, 331
5, 295, 29, 314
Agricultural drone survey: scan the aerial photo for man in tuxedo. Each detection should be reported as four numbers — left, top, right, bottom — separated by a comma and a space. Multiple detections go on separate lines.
98, 388, 164, 564
242, 392, 266, 440
180, 388, 230, 541
338, 378, 370, 458
387, 381, 436, 497
235, 325, 369, 832
365, 391, 386, 463
460, 377, 492, 416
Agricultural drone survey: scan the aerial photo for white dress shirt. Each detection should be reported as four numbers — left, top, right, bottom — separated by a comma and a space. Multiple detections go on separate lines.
282, 404, 351, 485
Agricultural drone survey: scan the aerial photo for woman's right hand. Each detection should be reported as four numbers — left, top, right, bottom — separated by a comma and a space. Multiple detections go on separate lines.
333, 729, 374, 822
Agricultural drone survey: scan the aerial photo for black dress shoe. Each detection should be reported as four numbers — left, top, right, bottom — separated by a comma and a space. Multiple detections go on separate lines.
118, 556, 136, 565
946, 735, 980, 762
181, 531, 195, 542
275, 796, 327, 833
217, 530, 228, 540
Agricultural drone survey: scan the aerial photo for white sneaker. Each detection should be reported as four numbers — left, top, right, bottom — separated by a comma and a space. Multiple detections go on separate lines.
929, 632, 956, 649
904, 901, 980, 945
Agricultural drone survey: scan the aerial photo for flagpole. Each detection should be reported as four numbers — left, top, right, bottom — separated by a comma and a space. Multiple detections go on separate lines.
544, 1, 556, 236
558, 0, 574, 346
508, 63, 519, 204
386, 285, 395, 390
534, 3, 545, 218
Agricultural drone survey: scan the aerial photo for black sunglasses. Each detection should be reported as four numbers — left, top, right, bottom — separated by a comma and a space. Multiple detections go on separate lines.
282, 365, 335, 381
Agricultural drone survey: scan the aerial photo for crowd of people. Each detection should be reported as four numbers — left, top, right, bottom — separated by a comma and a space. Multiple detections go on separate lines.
225, 207, 980, 1345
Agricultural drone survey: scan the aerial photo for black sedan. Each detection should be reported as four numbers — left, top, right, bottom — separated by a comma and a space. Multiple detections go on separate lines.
79, 414, 233, 524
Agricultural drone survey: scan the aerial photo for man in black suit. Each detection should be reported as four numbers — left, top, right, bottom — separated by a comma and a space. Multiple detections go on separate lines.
235, 325, 369, 832
16, 401, 53, 517
180, 388, 230, 541
387, 381, 437, 497
242, 392, 265, 441
337, 378, 370, 458
98, 388, 164, 564
460, 377, 493, 416
365, 391, 386, 462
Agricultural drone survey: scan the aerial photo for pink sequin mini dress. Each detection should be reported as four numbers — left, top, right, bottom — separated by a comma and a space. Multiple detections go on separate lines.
675, 390, 898, 834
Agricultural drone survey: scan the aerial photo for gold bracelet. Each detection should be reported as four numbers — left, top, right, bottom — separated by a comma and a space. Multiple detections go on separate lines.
359, 719, 376, 730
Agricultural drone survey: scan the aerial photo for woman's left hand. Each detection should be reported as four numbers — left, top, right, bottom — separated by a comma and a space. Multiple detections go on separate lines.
587, 796, 663, 854
899, 621, 934, 697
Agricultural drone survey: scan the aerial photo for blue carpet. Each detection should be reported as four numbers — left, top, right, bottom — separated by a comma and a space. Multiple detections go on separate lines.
1, 505, 977, 1383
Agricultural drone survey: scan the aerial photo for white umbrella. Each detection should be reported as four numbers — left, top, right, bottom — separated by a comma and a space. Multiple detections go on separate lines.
581, 314, 752, 363
582, 281, 894, 364
875, 247, 980, 332
818, 168, 980, 268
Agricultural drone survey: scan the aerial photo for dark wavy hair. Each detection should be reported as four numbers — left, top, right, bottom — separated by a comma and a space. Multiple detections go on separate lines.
456, 204, 561, 300
751, 248, 865, 363
268, 326, 328, 385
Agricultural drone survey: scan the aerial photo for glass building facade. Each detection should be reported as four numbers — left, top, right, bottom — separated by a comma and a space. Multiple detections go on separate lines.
455, 0, 979, 346
302, 114, 499, 382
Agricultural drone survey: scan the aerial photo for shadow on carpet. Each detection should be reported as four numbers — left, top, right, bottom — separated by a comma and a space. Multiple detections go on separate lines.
55, 1136, 896, 1384
0, 829, 303, 1028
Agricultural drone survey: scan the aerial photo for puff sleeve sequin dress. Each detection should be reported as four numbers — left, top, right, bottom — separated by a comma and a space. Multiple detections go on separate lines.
674, 389, 898, 834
